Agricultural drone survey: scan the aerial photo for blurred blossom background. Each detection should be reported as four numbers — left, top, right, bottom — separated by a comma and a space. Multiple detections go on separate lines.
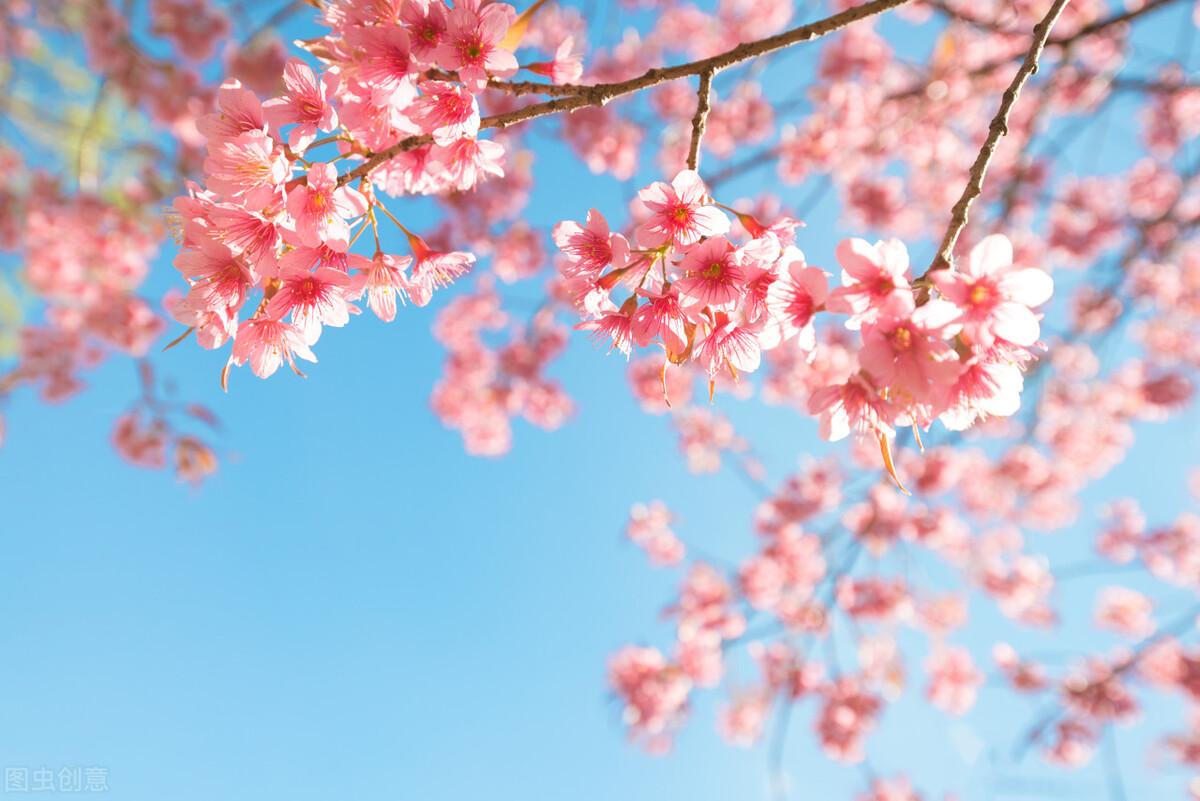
1, 1, 1200, 800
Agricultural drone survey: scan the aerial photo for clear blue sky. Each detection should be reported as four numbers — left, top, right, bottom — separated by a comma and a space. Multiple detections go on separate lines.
1, 2, 1199, 799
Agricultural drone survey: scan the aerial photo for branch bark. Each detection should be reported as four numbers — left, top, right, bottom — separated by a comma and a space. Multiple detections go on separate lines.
686, 70, 715, 172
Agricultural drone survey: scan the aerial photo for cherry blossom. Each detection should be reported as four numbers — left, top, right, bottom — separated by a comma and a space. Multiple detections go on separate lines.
6, 2, 1200, 797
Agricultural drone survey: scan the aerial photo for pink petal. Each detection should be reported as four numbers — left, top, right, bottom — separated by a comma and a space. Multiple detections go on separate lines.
966, 234, 1012, 278
1000, 268, 1054, 307
671, 169, 707, 204
991, 302, 1040, 346
836, 238, 883, 281
691, 205, 731, 238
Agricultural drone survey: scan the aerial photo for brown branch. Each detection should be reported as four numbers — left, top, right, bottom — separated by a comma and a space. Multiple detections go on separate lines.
486, 78, 590, 97
926, 0, 1072, 273
686, 69, 714, 172
424, 69, 585, 97
1110, 76, 1200, 92
338, 0, 916, 186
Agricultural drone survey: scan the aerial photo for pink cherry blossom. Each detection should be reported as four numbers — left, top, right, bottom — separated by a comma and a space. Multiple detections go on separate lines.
695, 317, 761, 377
347, 24, 416, 94
931, 234, 1054, 348
435, 2, 518, 91
230, 317, 317, 380
608, 646, 690, 751
636, 169, 730, 247
285, 162, 369, 249
674, 236, 745, 310
196, 79, 266, 143
405, 231, 475, 307
826, 237, 915, 330
262, 58, 339, 150
762, 248, 828, 350
808, 374, 895, 442
626, 501, 685, 566
925, 647, 983, 716
553, 209, 628, 277
527, 37, 584, 85
351, 253, 412, 323
816, 676, 881, 763
1094, 586, 1155, 638
409, 80, 480, 146
203, 129, 289, 205
266, 263, 354, 345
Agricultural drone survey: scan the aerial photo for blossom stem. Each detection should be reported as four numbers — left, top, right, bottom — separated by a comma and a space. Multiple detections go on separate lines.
373, 201, 409, 237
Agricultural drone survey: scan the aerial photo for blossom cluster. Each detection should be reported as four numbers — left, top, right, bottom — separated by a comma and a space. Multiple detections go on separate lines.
430, 283, 572, 455
607, 452, 1200, 781
554, 169, 1054, 478
169, 0, 585, 384
0, 149, 220, 483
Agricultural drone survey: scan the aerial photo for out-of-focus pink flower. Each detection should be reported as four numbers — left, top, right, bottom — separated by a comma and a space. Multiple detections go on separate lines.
626, 501, 686, 566
608, 646, 691, 752
925, 646, 983, 716
1094, 586, 1155, 638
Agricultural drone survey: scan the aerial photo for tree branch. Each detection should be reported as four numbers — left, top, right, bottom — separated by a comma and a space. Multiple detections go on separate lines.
927, 0, 1072, 273
1051, 0, 1180, 46
686, 69, 714, 172
889, 0, 1184, 103
338, 0, 915, 186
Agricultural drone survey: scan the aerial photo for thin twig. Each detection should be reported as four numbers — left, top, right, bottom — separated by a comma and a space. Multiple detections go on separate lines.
337, 0, 915, 187
1016, 602, 1200, 760
927, 0, 1072, 273
1051, 0, 1181, 46
686, 70, 715, 171
888, 0, 1185, 103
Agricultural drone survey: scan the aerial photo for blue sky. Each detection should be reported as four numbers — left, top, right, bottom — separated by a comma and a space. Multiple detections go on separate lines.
1, 1, 1199, 799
